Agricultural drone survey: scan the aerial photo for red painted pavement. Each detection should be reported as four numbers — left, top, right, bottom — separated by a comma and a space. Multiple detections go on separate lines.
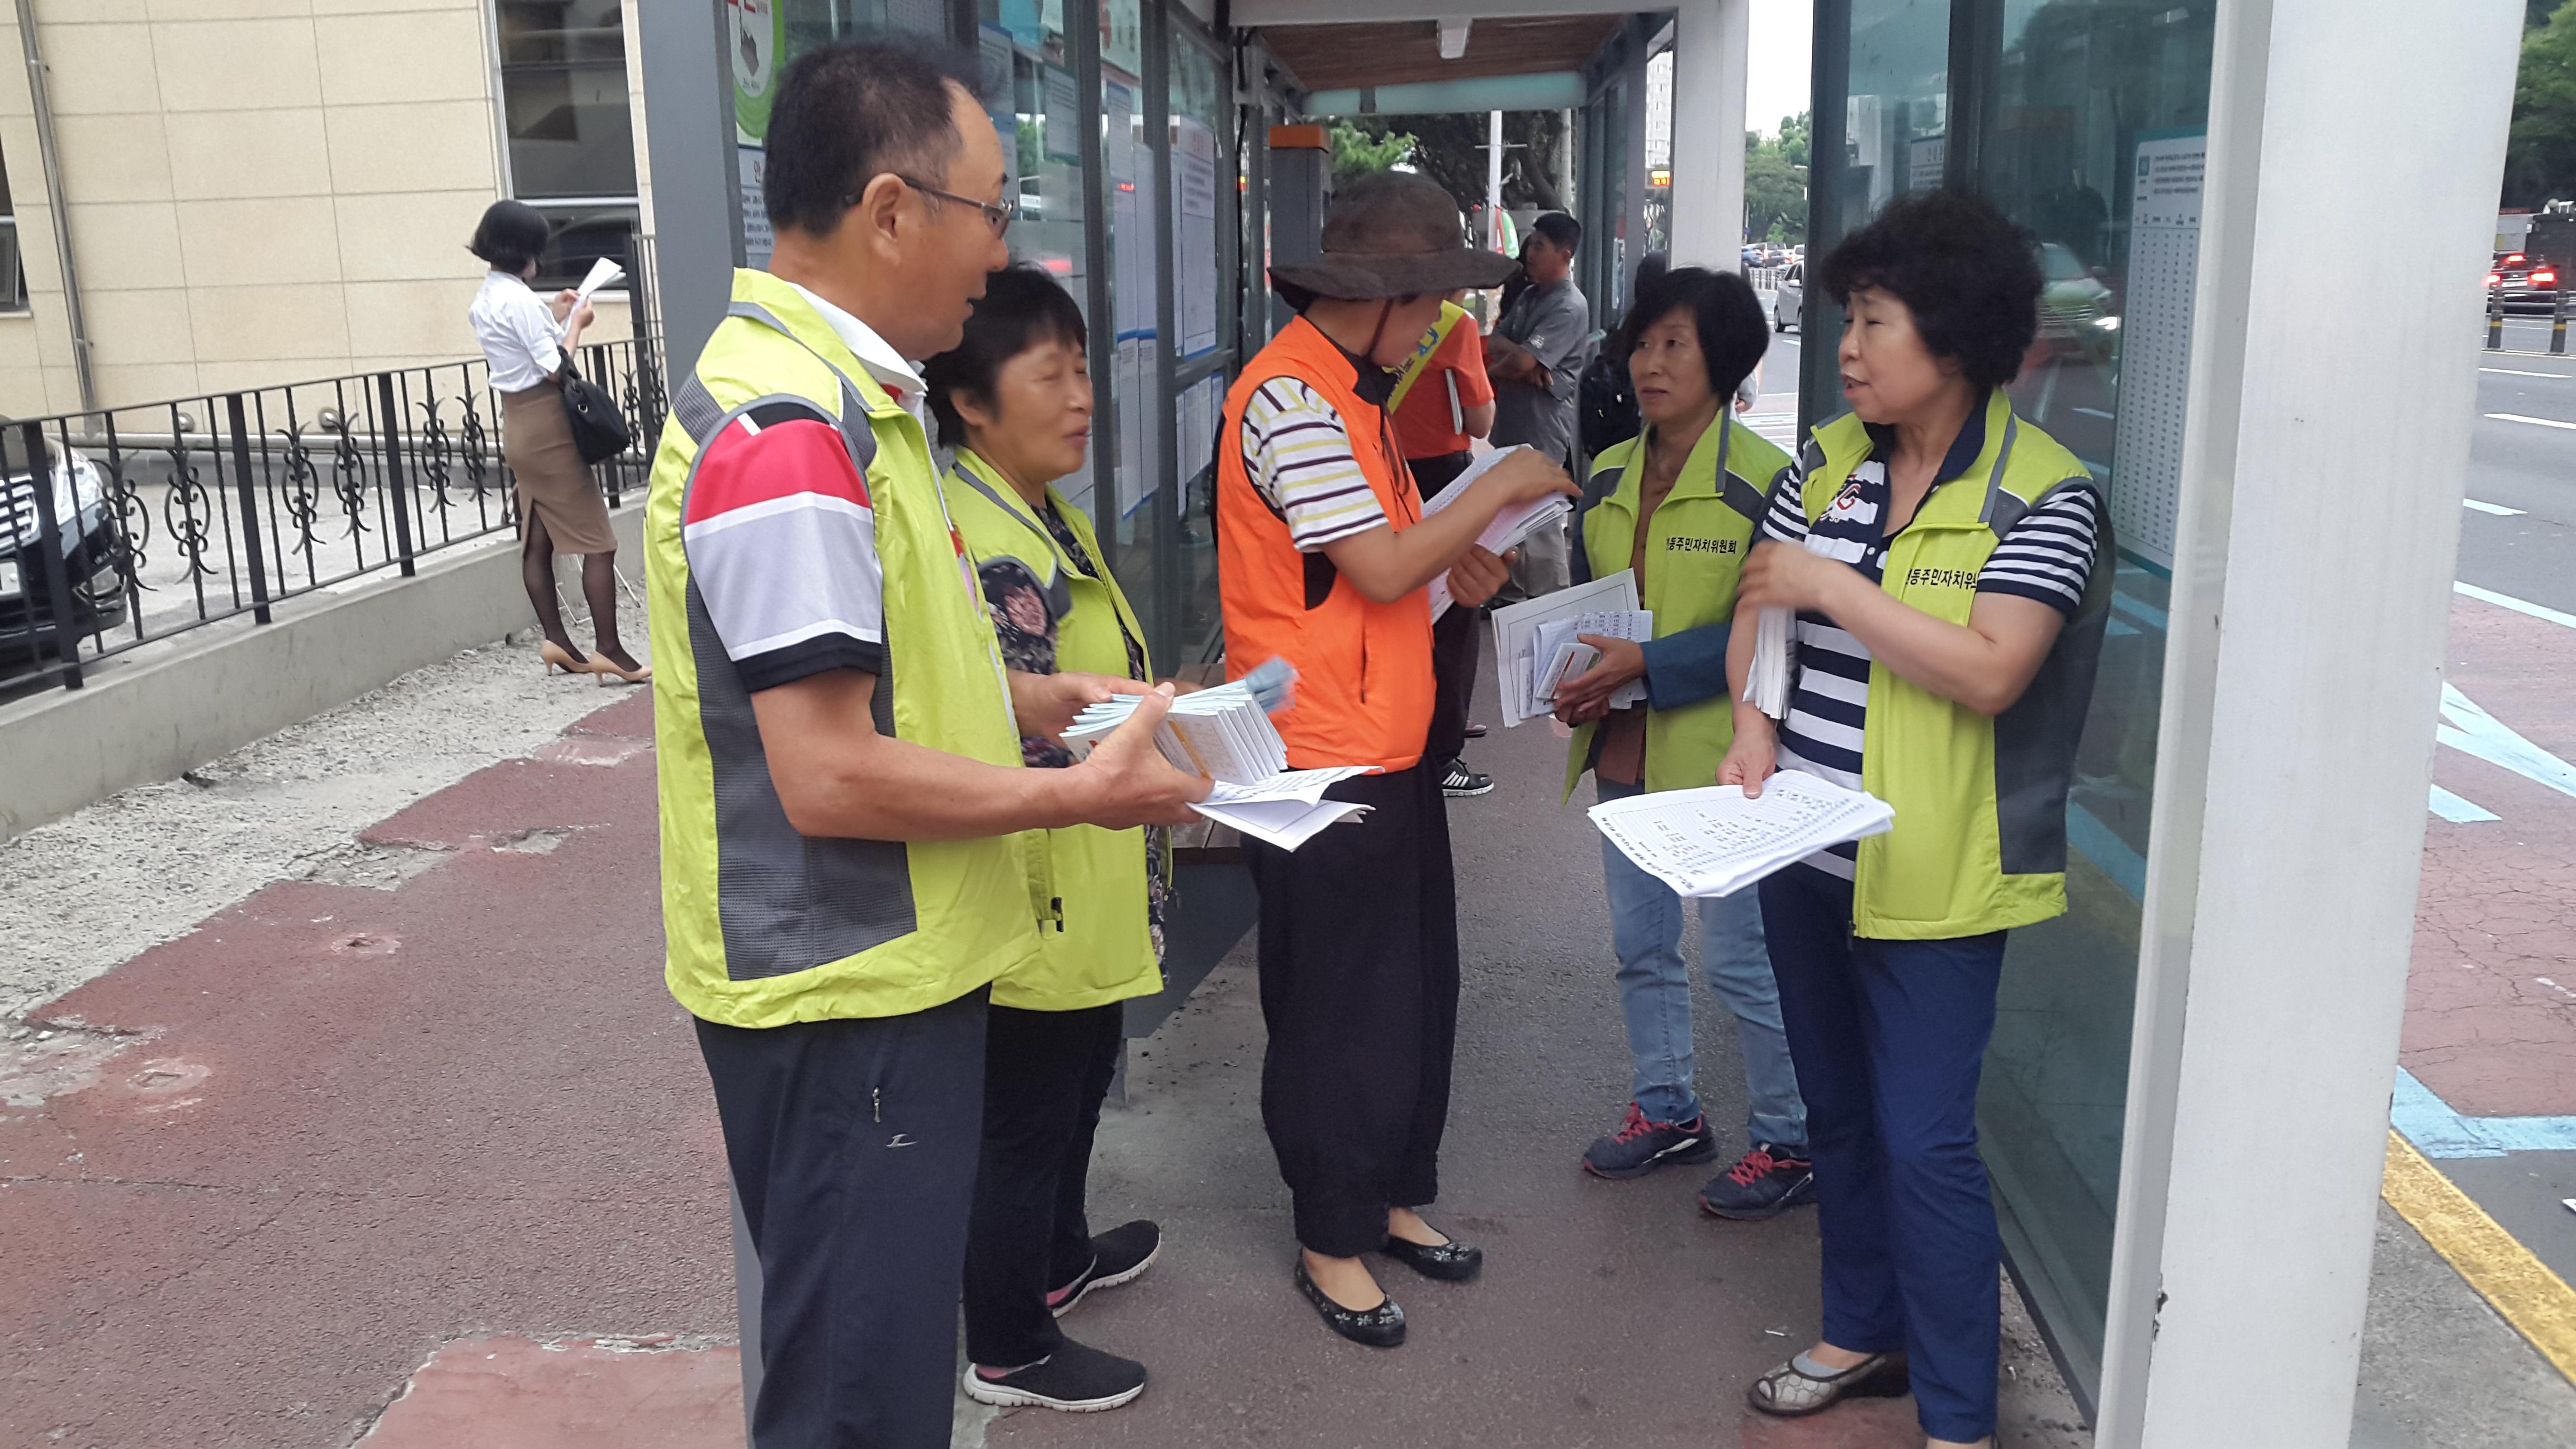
358, 1337, 739, 1448
0, 695, 734, 1449
2408, 593, 2576, 1119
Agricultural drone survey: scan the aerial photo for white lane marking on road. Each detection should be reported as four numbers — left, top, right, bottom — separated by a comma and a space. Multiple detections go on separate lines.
2486, 411, 2576, 429
2429, 784, 2500, 823
2464, 498, 2528, 516
2456, 579, 2576, 628
2480, 367, 2574, 378
2440, 684, 2576, 803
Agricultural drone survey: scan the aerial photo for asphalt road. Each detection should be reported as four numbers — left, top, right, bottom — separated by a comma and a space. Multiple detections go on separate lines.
2468, 343, 2576, 615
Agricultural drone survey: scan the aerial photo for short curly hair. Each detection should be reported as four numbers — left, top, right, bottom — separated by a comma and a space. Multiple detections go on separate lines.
1818, 190, 2040, 390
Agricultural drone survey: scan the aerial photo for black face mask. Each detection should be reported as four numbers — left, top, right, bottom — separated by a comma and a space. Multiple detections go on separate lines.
1347, 299, 1401, 407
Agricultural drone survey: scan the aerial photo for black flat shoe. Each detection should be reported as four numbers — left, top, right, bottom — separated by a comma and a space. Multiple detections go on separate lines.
1294, 1259, 1405, 1348
1377, 1233, 1483, 1282
1746, 1351, 1911, 1418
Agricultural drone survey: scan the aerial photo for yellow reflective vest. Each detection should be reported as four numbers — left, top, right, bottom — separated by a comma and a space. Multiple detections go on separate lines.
647, 270, 1040, 1027
1386, 300, 1471, 415
1796, 391, 2112, 940
1562, 415, 1786, 799
943, 449, 1164, 1012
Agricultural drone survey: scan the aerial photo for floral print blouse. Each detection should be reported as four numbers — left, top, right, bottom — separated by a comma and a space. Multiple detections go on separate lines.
978, 494, 1168, 963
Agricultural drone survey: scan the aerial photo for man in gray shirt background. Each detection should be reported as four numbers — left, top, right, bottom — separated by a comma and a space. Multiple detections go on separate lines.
1486, 212, 1590, 598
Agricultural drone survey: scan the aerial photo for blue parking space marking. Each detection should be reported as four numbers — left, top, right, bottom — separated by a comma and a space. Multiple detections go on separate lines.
2429, 785, 2501, 823
2394, 1067, 2576, 1159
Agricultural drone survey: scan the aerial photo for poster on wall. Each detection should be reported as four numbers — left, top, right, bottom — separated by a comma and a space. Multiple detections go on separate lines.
731, 0, 782, 145
731, 0, 784, 267
979, 26, 1020, 197
2106, 129, 2206, 569
1043, 67, 1081, 162
1102, 0, 1143, 79
1173, 116, 1220, 359
739, 147, 774, 267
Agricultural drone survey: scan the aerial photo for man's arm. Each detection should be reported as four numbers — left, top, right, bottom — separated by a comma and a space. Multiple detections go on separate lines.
752, 671, 1206, 838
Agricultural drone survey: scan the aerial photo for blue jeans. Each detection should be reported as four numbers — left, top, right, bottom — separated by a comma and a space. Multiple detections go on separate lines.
1597, 778, 1807, 1152
1759, 862, 2007, 1444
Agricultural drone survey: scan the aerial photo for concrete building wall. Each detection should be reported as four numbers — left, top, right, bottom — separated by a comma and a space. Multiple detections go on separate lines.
0, 0, 638, 420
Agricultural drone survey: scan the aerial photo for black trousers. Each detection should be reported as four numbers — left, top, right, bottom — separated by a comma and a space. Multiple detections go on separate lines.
962, 1002, 1123, 1367
1244, 763, 1461, 1256
696, 989, 988, 1449
1410, 449, 1484, 769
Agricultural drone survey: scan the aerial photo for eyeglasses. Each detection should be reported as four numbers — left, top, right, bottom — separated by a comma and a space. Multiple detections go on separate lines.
897, 176, 1016, 235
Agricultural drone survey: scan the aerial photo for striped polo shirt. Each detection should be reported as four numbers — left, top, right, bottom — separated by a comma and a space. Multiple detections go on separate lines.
1239, 376, 1391, 550
1763, 401, 2102, 882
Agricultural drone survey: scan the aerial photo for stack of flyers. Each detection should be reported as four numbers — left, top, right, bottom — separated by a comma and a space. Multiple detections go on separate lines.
1060, 680, 1290, 785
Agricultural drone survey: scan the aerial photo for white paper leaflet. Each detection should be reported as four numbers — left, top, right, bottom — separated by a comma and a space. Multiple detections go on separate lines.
1742, 606, 1793, 719
1488, 570, 1652, 728
575, 256, 626, 303
1742, 529, 1843, 719
1587, 770, 1895, 899
1423, 446, 1576, 620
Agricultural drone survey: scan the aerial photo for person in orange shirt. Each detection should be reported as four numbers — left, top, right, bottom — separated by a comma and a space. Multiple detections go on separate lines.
1390, 293, 1499, 798
1215, 172, 1574, 1349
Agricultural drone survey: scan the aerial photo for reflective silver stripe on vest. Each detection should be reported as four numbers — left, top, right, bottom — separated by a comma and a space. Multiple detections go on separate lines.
671, 374, 726, 443
675, 355, 913, 979
1716, 420, 1770, 522
1977, 413, 2024, 533
1991, 472, 2113, 879
950, 464, 1074, 620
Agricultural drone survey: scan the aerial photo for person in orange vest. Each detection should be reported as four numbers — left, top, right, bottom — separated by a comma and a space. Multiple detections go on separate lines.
1389, 291, 1499, 799
1216, 172, 1576, 1348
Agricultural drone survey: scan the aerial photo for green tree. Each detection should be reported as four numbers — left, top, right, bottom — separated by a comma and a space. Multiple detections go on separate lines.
1742, 117, 1810, 244
1775, 111, 1811, 171
2507, 3, 2576, 209
1328, 119, 1416, 190
1326, 112, 1572, 215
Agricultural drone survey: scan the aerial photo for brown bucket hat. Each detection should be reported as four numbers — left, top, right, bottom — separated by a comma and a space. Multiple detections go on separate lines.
1270, 171, 1518, 300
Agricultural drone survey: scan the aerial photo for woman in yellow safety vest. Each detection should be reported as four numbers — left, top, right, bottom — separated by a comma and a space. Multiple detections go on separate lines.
1720, 191, 2110, 1449
924, 266, 1168, 1415
1550, 267, 1816, 1217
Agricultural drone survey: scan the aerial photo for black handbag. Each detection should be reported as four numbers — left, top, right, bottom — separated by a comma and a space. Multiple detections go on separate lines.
558, 363, 632, 465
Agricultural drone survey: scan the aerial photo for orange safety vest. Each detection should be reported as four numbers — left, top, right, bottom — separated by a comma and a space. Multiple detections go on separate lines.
1216, 315, 1437, 773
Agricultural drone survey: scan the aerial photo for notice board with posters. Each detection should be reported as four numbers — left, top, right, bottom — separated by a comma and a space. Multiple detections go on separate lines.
2107, 130, 2206, 569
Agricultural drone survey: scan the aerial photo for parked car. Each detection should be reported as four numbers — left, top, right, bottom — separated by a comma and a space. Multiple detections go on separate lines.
2037, 242, 2117, 337
1773, 262, 1802, 332
0, 444, 127, 665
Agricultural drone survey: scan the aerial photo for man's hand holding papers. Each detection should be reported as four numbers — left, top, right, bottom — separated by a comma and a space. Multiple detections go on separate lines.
1588, 770, 1894, 900
1062, 684, 1213, 830
1059, 661, 1376, 849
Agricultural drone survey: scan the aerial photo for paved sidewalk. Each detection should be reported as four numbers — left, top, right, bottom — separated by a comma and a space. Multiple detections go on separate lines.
2, 622, 2569, 1447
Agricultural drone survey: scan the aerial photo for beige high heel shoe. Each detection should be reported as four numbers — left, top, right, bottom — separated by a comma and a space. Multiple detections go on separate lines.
591, 652, 651, 686
539, 640, 596, 677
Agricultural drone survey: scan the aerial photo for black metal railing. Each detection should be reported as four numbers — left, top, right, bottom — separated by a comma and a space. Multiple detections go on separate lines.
0, 333, 666, 693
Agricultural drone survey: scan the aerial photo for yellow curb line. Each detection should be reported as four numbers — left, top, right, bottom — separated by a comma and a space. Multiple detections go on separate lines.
2381, 1130, 2576, 1385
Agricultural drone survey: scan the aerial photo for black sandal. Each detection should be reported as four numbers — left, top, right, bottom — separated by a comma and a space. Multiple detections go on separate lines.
1745, 1351, 1910, 1417
1294, 1259, 1405, 1348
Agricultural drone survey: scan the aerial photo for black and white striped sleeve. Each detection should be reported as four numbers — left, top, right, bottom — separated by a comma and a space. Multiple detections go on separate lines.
1758, 443, 1817, 546
1979, 482, 2101, 615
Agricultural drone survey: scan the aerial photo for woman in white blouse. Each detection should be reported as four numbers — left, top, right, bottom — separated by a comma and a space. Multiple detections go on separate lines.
466, 200, 646, 683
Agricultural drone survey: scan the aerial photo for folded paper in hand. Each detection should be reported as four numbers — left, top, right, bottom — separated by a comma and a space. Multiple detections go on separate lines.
574, 257, 626, 303
1489, 570, 1651, 728
1423, 445, 1574, 619
1588, 770, 1894, 899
